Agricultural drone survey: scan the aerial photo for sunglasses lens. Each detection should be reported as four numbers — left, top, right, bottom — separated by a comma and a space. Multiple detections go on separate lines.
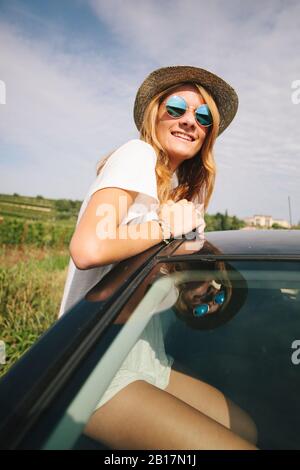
196, 104, 212, 127
166, 95, 186, 118
193, 304, 209, 317
214, 291, 225, 305
165, 97, 212, 127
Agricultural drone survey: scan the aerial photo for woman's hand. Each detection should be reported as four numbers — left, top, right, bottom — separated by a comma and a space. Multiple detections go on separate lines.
157, 199, 204, 238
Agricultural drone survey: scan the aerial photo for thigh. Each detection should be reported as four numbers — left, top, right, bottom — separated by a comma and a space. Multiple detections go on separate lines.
84, 380, 257, 450
165, 361, 258, 445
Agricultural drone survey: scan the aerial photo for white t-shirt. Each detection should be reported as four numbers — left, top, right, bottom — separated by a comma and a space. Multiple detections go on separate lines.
58, 139, 163, 318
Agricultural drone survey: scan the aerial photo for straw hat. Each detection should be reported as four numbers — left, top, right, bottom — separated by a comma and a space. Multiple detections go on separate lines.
133, 65, 239, 135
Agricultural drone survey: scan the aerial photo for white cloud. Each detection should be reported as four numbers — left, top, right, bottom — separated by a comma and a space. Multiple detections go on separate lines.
0, 20, 139, 199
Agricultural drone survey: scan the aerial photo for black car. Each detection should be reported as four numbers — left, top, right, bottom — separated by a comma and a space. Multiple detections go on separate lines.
0, 230, 300, 450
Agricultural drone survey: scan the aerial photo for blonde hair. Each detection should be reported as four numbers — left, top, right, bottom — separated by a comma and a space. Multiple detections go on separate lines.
96, 81, 220, 211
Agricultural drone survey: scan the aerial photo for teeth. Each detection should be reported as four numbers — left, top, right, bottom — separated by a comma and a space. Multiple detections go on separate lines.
172, 132, 193, 141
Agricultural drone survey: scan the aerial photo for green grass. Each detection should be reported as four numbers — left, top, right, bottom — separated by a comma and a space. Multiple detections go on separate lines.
0, 245, 70, 377
0, 193, 80, 377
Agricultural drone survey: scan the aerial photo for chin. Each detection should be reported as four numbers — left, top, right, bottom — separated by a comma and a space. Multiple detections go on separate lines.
173, 151, 198, 162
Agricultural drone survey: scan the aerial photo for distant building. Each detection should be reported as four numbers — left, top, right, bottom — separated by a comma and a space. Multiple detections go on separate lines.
244, 215, 290, 229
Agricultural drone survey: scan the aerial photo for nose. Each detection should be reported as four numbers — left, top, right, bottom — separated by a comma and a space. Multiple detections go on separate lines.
192, 286, 215, 304
179, 108, 197, 128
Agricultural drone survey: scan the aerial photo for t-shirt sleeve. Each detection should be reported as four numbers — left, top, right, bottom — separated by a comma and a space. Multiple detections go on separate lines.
87, 139, 158, 202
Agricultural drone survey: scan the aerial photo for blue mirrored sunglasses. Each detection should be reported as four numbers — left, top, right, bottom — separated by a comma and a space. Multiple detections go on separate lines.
165, 95, 213, 128
193, 290, 225, 317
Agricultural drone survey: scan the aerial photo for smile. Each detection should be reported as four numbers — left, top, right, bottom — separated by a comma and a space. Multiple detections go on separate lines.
171, 132, 194, 142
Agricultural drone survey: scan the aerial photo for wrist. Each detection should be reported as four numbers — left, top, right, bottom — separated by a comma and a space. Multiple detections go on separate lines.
157, 218, 173, 244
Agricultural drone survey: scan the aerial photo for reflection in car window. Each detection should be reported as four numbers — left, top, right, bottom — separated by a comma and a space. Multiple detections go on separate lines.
44, 260, 300, 450
165, 261, 300, 450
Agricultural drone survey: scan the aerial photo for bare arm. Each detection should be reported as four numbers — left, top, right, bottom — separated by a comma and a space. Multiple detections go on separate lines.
82, 222, 163, 268
69, 187, 164, 269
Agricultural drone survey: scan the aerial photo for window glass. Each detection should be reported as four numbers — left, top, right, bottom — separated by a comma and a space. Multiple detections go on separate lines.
45, 259, 300, 450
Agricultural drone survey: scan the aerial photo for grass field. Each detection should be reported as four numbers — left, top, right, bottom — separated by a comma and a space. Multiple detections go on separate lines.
0, 244, 70, 377
0, 193, 79, 377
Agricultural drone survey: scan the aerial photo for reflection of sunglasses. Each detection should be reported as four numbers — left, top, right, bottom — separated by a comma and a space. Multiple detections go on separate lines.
193, 290, 225, 317
165, 95, 213, 127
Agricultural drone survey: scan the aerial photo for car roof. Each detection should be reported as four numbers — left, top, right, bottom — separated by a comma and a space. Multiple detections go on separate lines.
158, 230, 300, 257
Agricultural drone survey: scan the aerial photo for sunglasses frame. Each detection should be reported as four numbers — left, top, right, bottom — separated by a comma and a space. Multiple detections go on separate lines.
165, 95, 213, 128
192, 289, 226, 317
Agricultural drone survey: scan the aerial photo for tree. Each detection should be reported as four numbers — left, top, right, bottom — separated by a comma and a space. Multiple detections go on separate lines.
272, 223, 286, 230
222, 210, 231, 230
55, 199, 72, 212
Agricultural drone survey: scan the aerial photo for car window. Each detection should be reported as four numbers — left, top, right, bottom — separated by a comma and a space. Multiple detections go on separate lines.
44, 274, 178, 450
42, 260, 300, 450
164, 260, 300, 450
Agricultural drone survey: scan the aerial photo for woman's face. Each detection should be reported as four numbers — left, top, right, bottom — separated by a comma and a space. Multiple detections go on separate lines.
180, 280, 223, 315
156, 83, 209, 172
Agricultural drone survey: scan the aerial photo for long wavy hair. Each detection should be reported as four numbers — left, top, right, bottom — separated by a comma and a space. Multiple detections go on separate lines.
96, 81, 220, 211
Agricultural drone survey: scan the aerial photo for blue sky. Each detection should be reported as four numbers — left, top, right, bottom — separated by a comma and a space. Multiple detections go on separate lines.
0, 0, 300, 223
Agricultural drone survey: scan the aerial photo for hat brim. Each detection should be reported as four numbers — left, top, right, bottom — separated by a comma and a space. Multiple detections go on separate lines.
134, 66, 239, 136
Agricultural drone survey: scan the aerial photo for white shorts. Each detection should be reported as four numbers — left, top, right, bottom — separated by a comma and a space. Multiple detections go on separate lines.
95, 315, 174, 409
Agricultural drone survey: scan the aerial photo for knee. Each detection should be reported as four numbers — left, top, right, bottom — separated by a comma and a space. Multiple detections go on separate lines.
227, 399, 258, 446
242, 412, 258, 446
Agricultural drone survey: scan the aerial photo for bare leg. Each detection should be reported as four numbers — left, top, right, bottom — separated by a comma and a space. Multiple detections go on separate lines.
165, 362, 258, 446
84, 380, 258, 450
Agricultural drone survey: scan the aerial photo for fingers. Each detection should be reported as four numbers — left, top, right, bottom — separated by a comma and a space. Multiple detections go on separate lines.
166, 198, 193, 205
177, 199, 189, 205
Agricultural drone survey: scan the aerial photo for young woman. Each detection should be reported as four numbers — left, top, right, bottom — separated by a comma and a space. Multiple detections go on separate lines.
59, 66, 258, 449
